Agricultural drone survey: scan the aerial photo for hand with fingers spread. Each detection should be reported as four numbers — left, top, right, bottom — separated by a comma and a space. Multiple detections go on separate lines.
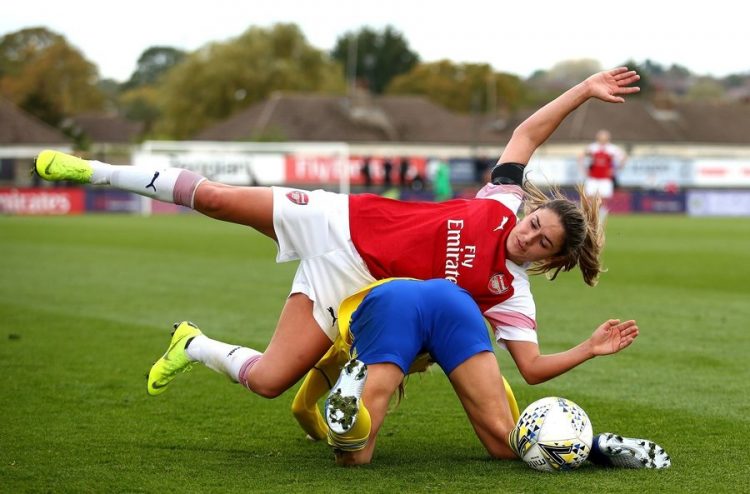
589, 319, 639, 356
585, 67, 641, 103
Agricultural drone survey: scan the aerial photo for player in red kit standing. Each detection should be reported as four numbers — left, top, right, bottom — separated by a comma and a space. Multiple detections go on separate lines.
580, 129, 627, 220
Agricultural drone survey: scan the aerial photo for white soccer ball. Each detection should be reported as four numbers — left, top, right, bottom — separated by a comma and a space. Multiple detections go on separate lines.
514, 396, 593, 472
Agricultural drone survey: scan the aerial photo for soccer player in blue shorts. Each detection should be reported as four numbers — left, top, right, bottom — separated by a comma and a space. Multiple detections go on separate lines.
303, 278, 671, 468
144, 277, 669, 467
322, 278, 519, 463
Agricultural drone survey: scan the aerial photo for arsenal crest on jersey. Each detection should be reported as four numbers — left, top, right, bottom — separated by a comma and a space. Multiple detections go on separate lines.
488, 273, 509, 295
286, 190, 309, 205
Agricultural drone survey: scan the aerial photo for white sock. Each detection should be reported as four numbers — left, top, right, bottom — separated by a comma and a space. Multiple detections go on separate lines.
185, 335, 262, 383
110, 166, 184, 203
89, 161, 115, 185
85, 158, 205, 207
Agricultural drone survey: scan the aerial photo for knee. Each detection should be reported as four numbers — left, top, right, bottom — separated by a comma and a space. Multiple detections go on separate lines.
243, 367, 290, 398
194, 181, 227, 214
291, 395, 312, 418
248, 380, 287, 399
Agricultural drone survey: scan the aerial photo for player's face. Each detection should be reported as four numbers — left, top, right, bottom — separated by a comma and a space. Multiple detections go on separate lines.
506, 208, 565, 264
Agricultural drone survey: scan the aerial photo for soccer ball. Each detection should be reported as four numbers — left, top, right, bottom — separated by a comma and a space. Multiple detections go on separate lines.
514, 396, 593, 472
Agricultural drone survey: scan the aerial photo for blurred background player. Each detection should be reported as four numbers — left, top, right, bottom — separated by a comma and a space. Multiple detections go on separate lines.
398, 156, 410, 188
579, 129, 627, 220
360, 156, 372, 189
432, 156, 453, 201
382, 157, 393, 188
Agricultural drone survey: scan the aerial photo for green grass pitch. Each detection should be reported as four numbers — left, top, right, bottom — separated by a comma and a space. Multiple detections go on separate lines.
1, 212, 748, 492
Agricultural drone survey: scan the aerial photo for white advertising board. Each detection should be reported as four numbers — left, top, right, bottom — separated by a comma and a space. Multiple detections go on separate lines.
132, 150, 284, 185
687, 190, 750, 216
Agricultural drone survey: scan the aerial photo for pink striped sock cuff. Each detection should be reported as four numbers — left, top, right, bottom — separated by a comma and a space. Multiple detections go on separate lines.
173, 170, 206, 208
238, 354, 263, 389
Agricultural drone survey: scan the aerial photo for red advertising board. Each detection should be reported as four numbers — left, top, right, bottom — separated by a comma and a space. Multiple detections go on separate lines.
607, 190, 633, 214
0, 188, 85, 215
285, 155, 427, 185
693, 159, 750, 186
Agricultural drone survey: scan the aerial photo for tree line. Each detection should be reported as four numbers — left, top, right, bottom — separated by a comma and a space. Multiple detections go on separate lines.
1, 24, 747, 145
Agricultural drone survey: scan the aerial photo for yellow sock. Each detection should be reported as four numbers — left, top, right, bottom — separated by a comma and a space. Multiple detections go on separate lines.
292, 339, 350, 440
327, 399, 371, 452
291, 369, 331, 441
503, 375, 520, 423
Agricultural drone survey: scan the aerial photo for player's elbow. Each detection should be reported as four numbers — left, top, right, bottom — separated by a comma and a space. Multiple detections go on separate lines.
511, 122, 543, 148
518, 367, 546, 385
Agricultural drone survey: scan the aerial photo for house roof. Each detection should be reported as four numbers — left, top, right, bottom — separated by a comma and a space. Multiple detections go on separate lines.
670, 102, 750, 144
196, 93, 485, 144
548, 99, 685, 143
70, 113, 144, 144
0, 97, 70, 145
195, 92, 750, 146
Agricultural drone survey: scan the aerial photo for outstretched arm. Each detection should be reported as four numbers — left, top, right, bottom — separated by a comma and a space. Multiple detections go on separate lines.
498, 68, 640, 166
504, 319, 639, 385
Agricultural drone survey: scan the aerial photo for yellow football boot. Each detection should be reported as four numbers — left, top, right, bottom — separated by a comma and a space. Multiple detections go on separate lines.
147, 321, 202, 396
34, 150, 93, 183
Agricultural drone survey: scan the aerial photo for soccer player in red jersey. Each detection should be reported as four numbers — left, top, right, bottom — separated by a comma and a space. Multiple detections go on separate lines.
35, 68, 640, 400
580, 129, 627, 219
36, 67, 670, 468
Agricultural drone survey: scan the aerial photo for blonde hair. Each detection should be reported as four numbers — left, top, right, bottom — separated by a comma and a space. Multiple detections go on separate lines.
522, 181, 605, 286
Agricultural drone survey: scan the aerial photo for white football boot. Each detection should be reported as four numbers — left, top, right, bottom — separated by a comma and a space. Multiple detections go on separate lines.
594, 433, 671, 469
324, 359, 367, 435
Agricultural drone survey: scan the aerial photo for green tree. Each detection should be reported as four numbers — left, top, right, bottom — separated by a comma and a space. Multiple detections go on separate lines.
119, 85, 160, 135
116, 46, 185, 136
387, 60, 525, 114
331, 26, 419, 94
123, 46, 185, 90
642, 59, 665, 76
665, 63, 691, 78
723, 73, 747, 88
686, 77, 726, 101
97, 78, 122, 112
155, 23, 345, 139
530, 59, 602, 90
524, 59, 606, 106
0, 27, 104, 125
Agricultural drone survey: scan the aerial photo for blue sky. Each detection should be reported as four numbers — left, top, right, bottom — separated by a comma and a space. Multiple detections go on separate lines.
3, 0, 747, 82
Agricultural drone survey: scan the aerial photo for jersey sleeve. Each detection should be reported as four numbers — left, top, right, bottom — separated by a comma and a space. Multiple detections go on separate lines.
475, 183, 524, 215
607, 143, 626, 166
483, 262, 537, 349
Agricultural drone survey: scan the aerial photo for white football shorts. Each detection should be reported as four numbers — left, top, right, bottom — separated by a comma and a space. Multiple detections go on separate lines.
272, 186, 376, 341
584, 177, 614, 199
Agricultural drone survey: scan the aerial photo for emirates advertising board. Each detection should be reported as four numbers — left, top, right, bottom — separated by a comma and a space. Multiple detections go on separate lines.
0, 188, 85, 215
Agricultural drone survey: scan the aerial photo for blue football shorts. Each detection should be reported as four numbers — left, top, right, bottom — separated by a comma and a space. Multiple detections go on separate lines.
349, 278, 493, 375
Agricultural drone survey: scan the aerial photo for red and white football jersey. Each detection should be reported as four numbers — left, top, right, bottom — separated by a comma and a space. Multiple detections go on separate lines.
585, 143, 624, 179
349, 184, 537, 346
